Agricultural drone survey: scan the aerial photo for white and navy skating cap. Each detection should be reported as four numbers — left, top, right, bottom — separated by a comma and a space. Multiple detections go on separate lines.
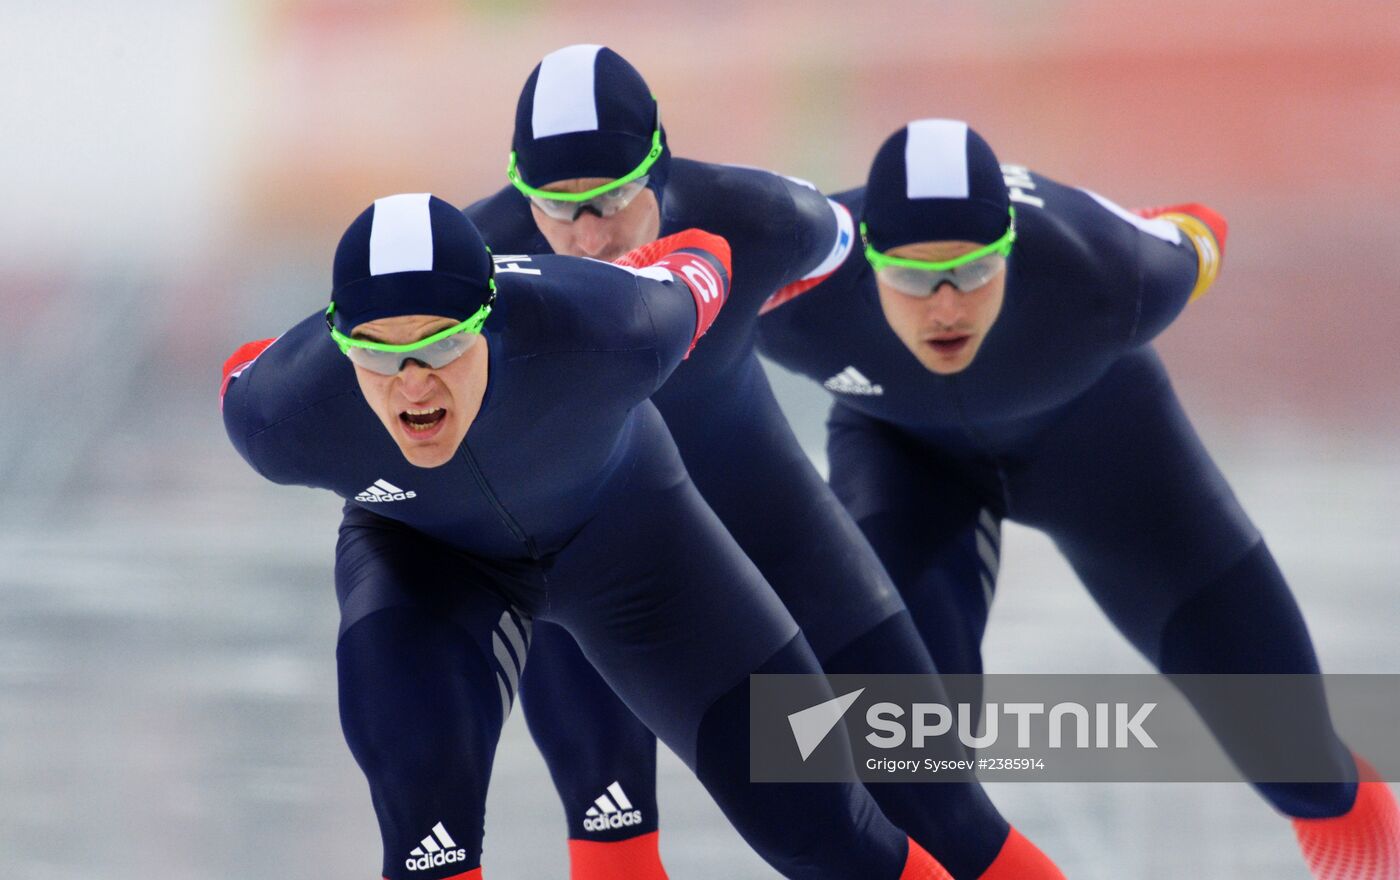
510, 44, 670, 194
330, 193, 494, 332
862, 119, 1009, 252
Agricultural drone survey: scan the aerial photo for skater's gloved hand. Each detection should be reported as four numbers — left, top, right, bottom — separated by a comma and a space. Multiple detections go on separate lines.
220, 338, 276, 405
615, 229, 732, 286
1132, 203, 1227, 256
616, 229, 731, 356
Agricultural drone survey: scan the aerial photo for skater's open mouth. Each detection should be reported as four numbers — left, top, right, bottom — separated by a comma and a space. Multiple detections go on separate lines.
399, 408, 447, 435
926, 335, 971, 355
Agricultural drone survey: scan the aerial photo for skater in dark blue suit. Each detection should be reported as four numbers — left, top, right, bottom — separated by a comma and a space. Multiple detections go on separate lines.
220, 193, 954, 880
466, 46, 1063, 880
757, 118, 1400, 880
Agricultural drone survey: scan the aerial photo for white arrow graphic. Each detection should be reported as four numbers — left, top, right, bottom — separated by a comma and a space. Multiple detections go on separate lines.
787, 688, 865, 761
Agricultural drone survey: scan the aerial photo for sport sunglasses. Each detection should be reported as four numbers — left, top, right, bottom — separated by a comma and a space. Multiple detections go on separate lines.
506, 100, 663, 222
325, 287, 495, 376
861, 207, 1016, 296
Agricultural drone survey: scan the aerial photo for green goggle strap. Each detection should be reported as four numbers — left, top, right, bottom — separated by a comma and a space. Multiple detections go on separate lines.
325, 281, 495, 355
861, 207, 1017, 272
506, 101, 664, 203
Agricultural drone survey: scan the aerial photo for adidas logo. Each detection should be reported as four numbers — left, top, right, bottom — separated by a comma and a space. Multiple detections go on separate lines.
823, 366, 883, 396
355, 478, 417, 503
405, 821, 467, 872
582, 781, 644, 834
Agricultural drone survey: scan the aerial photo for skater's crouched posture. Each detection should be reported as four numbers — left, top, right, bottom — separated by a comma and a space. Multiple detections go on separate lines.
758, 119, 1400, 880
220, 194, 951, 879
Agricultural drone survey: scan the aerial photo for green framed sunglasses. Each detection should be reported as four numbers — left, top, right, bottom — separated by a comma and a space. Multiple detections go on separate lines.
506, 100, 664, 211
861, 207, 1016, 296
325, 284, 495, 376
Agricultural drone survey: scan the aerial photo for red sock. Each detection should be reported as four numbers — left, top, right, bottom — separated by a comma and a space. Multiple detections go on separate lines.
977, 826, 1065, 879
1293, 756, 1400, 880
900, 836, 954, 880
568, 830, 669, 880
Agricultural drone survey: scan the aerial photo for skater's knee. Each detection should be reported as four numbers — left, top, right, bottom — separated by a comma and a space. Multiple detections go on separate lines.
337, 608, 501, 789
1156, 541, 1317, 673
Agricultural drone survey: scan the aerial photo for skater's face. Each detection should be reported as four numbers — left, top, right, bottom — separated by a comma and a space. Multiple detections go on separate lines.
875, 240, 1007, 374
349, 314, 489, 468
530, 177, 661, 262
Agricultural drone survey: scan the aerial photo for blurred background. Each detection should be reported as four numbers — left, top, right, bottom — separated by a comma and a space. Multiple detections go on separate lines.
1, 1, 1397, 877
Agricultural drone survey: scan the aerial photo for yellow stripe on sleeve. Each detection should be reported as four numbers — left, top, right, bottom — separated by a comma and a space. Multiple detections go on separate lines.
1161, 212, 1222, 301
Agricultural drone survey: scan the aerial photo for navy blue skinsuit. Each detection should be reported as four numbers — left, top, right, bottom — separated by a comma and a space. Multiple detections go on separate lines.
757, 168, 1358, 819
468, 159, 1020, 877
221, 252, 916, 880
